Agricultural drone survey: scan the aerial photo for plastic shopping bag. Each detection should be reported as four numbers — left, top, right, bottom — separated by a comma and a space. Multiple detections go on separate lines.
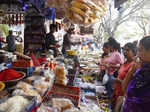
102, 71, 109, 85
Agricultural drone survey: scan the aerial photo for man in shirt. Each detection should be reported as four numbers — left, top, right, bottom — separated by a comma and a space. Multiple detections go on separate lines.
45, 24, 59, 57
6, 30, 17, 52
62, 26, 75, 55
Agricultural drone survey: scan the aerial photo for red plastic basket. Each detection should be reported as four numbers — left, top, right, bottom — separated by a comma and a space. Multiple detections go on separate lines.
43, 91, 80, 107
29, 84, 80, 112
52, 84, 80, 95
42, 84, 81, 107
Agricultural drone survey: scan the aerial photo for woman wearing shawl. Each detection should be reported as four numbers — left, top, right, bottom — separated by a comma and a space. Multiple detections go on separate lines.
123, 36, 150, 112
113, 42, 137, 111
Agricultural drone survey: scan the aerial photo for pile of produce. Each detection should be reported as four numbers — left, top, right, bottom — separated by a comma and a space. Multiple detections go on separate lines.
65, 0, 106, 26
0, 68, 23, 81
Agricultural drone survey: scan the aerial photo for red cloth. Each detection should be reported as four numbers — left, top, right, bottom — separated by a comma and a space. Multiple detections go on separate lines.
0, 68, 22, 81
38, 57, 46, 64
29, 52, 40, 66
114, 61, 134, 102
0, 37, 3, 42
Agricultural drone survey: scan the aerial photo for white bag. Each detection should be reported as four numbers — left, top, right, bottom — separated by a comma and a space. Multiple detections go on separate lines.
102, 71, 109, 85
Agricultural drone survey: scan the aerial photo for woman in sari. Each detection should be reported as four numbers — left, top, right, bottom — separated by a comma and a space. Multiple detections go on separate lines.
113, 42, 137, 111
123, 36, 150, 112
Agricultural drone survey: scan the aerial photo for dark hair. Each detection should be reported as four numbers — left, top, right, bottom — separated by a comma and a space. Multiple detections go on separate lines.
50, 24, 57, 32
124, 42, 137, 56
108, 37, 121, 53
140, 36, 150, 50
133, 40, 138, 46
9, 30, 13, 35
103, 42, 109, 48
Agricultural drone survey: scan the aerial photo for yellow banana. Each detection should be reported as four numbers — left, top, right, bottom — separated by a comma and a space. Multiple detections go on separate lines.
86, 10, 99, 19
84, 17, 98, 26
72, 13, 84, 24
85, 2, 104, 13
89, 13, 99, 19
71, 1, 89, 12
71, 7, 88, 18
98, 2, 107, 12
65, 6, 73, 18
86, 3, 96, 10
84, 18, 92, 26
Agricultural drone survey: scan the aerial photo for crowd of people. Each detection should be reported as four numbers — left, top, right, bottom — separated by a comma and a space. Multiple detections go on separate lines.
99, 36, 150, 112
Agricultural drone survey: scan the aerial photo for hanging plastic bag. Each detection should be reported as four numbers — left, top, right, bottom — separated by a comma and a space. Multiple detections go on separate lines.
102, 70, 109, 85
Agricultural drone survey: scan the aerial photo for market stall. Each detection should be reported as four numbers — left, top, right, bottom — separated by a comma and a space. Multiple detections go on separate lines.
0, 46, 112, 112
0, 0, 110, 112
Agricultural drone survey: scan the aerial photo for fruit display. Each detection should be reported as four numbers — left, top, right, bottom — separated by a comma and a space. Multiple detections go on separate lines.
46, 0, 107, 26
66, 0, 106, 26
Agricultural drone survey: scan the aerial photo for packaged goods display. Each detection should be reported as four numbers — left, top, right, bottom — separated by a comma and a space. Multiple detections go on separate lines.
54, 65, 68, 86
0, 45, 108, 112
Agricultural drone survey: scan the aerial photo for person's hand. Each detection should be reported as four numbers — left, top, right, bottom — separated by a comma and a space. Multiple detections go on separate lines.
99, 64, 105, 70
56, 44, 60, 47
131, 56, 142, 72
114, 78, 122, 84
49, 45, 56, 48
105, 63, 110, 68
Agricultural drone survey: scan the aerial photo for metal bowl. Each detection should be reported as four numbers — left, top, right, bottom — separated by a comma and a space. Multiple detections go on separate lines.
3, 71, 26, 88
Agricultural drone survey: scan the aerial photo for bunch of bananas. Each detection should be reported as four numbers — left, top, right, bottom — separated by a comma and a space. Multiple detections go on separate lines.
65, 0, 106, 26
